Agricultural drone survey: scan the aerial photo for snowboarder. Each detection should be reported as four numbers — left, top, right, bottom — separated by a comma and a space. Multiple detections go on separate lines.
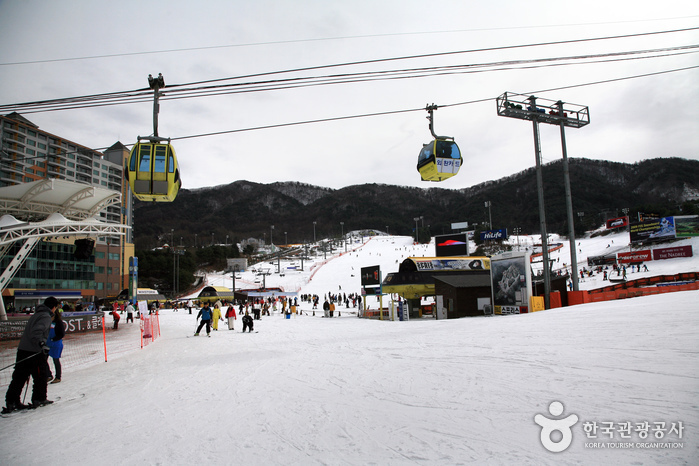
242, 311, 254, 333
125, 302, 135, 323
195, 303, 213, 336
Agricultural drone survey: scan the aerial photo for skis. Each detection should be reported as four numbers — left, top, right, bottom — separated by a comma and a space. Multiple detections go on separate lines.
1, 393, 86, 418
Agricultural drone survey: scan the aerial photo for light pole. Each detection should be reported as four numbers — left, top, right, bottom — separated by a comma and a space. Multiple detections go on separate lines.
413, 216, 422, 243
225, 235, 229, 247
485, 201, 492, 229
285, 231, 288, 246
270, 225, 274, 251
340, 222, 345, 252
194, 233, 197, 248
211, 232, 214, 246
313, 221, 316, 243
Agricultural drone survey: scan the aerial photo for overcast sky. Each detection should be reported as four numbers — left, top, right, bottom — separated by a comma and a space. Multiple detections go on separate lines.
1, 0, 697, 191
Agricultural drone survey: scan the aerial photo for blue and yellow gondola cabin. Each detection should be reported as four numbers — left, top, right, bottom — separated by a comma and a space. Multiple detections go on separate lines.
127, 140, 181, 202
417, 137, 462, 182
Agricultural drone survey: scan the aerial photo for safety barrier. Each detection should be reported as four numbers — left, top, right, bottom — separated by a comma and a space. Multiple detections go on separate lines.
0, 312, 160, 389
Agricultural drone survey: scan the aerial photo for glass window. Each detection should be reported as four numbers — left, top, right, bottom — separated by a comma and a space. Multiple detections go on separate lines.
27, 139, 36, 146
153, 145, 167, 173
138, 145, 151, 172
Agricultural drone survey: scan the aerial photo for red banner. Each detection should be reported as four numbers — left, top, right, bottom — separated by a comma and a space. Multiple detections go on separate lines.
606, 216, 629, 230
652, 246, 693, 260
617, 250, 651, 263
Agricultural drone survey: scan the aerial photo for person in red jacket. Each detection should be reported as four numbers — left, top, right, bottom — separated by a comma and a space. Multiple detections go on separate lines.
111, 310, 121, 329
225, 305, 237, 330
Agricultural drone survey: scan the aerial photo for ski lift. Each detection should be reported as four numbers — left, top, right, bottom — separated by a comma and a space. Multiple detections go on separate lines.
416, 104, 462, 182
127, 73, 181, 202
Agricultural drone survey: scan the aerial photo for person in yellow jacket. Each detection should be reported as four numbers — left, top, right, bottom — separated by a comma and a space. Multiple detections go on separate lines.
211, 302, 224, 331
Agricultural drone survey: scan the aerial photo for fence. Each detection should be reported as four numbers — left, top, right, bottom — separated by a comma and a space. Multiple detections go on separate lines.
0, 312, 160, 389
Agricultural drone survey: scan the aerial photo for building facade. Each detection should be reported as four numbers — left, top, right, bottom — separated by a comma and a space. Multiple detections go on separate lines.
0, 112, 134, 303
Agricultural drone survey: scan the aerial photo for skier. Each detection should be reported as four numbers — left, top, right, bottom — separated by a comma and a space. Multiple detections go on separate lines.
225, 305, 237, 330
194, 303, 213, 336
242, 311, 254, 333
211, 303, 223, 331
3, 296, 59, 413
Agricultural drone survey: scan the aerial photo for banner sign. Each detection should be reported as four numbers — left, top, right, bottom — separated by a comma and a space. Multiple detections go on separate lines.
675, 216, 699, 238
480, 229, 508, 241
1, 314, 102, 341
412, 257, 490, 271
492, 252, 532, 316
435, 233, 469, 257
606, 216, 628, 230
617, 250, 652, 263
652, 246, 693, 261
629, 217, 675, 243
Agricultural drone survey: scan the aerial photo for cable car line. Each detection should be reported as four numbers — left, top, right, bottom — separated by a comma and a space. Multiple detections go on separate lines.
2, 44, 695, 115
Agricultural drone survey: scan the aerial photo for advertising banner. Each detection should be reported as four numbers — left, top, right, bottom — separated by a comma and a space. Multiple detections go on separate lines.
480, 229, 508, 241
617, 250, 652, 263
606, 216, 629, 230
652, 246, 693, 260
674, 216, 699, 238
435, 233, 469, 257
412, 257, 490, 271
360, 265, 381, 287
491, 252, 532, 315
629, 217, 675, 243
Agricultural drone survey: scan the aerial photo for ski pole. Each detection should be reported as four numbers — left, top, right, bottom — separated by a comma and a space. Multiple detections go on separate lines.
0, 351, 41, 372
21, 375, 30, 404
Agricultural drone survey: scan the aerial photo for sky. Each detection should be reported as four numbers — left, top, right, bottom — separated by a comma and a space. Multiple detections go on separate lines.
0, 0, 698, 191
1, 231, 697, 464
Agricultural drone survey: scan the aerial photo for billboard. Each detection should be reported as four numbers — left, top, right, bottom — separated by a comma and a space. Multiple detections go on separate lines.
411, 257, 490, 271
629, 217, 675, 243
480, 229, 508, 241
491, 251, 532, 315
606, 216, 628, 230
675, 216, 699, 238
617, 250, 652, 264
360, 265, 381, 287
652, 246, 693, 260
435, 233, 469, 257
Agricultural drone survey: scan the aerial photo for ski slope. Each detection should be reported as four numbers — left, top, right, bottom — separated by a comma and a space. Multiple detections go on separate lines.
1, 232, 697, 465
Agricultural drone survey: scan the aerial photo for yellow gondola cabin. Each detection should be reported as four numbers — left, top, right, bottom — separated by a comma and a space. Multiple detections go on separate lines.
127, 140, 181, 202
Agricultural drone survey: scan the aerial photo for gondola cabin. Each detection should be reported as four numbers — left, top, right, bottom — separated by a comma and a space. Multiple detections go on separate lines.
127, 141, 181, 202
417, 138, 461, 182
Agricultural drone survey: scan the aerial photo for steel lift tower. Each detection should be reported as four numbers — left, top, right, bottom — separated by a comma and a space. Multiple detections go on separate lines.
496, 92, 589, 309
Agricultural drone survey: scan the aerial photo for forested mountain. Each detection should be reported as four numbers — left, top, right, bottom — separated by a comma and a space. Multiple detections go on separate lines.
133, 157, 699, 250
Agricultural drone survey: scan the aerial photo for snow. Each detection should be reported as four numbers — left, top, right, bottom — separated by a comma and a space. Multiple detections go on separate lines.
1, 232, 698, 465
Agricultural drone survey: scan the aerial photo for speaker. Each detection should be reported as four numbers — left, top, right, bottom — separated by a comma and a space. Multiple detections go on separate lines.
74, 238, 95, 260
